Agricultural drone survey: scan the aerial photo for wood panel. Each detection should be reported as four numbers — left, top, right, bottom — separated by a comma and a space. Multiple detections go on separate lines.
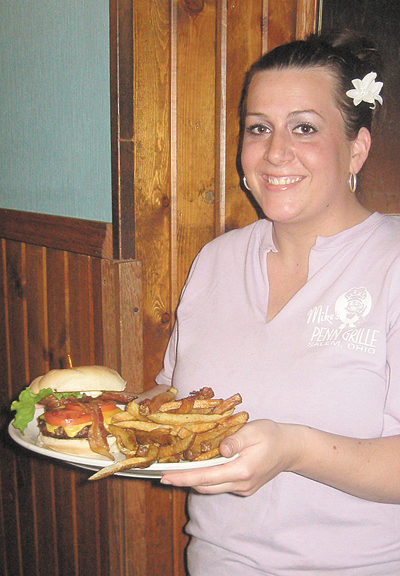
0, 208, 113, 259
0, 229, 142, 576
109, 1, 319, 575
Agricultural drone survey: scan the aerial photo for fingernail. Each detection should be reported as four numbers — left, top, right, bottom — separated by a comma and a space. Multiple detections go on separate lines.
160, 478, 172, 485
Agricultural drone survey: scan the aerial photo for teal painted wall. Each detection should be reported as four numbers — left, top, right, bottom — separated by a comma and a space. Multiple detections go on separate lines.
0, 0, 112, 222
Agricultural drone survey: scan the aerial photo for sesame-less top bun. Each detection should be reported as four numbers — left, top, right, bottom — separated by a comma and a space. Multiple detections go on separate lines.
29, 366, 126, 395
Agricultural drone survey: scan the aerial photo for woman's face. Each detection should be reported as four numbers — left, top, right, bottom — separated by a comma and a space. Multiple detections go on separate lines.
241, 67, 367, 229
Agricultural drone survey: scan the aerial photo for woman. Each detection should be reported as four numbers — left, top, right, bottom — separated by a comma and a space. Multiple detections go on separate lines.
154, 30, 400, 574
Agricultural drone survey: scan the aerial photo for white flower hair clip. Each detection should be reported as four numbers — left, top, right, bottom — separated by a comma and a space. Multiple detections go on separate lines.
346, 72, 383, 109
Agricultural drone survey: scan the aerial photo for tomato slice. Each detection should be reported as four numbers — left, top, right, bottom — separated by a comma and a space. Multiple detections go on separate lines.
44, 401, 118, 427
45, 409, 92, 427
93, 401, 117, 413
64, 403, 85, 413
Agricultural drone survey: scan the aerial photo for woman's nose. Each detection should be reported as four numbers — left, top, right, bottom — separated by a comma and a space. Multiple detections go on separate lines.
264, 130, 294, 164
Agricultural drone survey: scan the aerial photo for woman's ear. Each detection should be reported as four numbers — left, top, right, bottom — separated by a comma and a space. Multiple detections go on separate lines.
350, 127, 372, 174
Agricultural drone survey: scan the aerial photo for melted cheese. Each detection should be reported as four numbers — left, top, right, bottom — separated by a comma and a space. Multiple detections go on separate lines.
42, 407, 122, 438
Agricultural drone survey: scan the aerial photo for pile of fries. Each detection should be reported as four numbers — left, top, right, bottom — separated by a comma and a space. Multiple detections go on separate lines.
88, 387, 248, 480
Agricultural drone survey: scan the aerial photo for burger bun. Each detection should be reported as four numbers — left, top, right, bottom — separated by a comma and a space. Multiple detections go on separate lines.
30, 365, 126, 395
38, 433, 119, 460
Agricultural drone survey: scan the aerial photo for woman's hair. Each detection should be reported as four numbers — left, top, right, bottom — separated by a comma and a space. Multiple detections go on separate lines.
238, 29, 384, 143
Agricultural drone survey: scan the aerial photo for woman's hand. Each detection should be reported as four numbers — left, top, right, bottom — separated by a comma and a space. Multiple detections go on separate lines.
160, 419, 301, 496
161, 418, 400, 504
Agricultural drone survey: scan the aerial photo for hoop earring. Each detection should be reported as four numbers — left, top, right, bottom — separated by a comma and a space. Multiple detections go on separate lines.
349, 173, 357, 193
243, 176, 251, 191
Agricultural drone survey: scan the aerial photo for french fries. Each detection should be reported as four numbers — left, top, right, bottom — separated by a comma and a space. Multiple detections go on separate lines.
88, 387, 248, 480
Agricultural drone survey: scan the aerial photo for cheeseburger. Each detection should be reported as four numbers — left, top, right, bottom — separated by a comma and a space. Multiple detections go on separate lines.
11, 366, 136, 460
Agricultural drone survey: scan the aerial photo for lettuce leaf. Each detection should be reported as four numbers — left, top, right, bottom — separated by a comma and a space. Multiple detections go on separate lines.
11, 388, 83, 434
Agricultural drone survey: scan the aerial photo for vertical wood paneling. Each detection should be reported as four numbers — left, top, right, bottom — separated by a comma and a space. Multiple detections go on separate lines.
0, 241, 9, 576
131, 0, 173, 388
25, 244, 59, 576
175, 0, 217, 286
1, 240, 133, 576
0, 240, 12, 426
67, 253, 95, 366
171, 487, 189, 576
214, 0, 227, 235
0, 245, 20, 576
296, 0, 318, 38
112, 0, 318, 392
14, 450, 37, 576
7, 241, 29, 393
268, 0, 298, 49
122, 478, 147, 576
30, 459, 59, 576
26, 245, 49, 380
53, 469, 79, 576
4, 240, 31, 575
75, 469, 109, 576
46, 248, 69, 368
118, 260, 144, 390
225, 0, 265, 232
110, 0, 136, 260
145, 482, 174, 576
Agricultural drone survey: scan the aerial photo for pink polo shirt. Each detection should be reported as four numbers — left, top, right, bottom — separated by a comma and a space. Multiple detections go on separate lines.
156, 212, 400, 575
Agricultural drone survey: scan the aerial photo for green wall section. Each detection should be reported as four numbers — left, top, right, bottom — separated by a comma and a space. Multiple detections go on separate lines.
0, 0, 112, 222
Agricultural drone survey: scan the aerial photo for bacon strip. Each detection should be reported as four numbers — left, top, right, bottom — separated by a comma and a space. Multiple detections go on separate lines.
85, 403, 114, 460
190, 387, 214, 400
97, 391, 137, 404
40, 393, 98, 410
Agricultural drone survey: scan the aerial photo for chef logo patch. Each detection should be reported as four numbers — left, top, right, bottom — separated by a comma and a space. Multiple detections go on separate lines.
307, 287, 379, 354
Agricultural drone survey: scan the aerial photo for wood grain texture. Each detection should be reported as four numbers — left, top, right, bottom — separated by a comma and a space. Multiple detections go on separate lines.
131, 0, 173, 386
109, 1, 319, 575
0, 209, 113, 259
0, 231, 142, 576
296, 0, 318, 38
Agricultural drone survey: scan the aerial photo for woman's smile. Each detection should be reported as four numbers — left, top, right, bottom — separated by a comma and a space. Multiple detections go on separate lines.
262, 174, 304, 188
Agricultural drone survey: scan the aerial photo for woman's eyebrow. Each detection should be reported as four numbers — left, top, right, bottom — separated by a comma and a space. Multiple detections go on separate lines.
288, 109, 323, 119
246, 109, 324, 119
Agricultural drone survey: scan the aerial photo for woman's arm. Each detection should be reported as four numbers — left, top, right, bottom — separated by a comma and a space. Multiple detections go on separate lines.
288, 424, 400, 503
160, 419, 400, 504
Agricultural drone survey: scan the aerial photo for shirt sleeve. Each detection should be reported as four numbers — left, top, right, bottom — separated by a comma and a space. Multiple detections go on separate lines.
383, 291, 400, 436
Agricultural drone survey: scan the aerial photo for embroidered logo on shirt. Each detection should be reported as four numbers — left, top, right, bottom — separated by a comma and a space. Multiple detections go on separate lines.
307, 287, 379, 354
334, 287, 372, 329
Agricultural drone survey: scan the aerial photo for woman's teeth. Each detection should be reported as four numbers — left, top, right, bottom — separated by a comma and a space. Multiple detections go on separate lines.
266, 176, 302, 185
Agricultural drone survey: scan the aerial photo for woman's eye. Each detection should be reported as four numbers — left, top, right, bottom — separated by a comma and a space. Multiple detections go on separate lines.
293, 123, 317, 135
246, 124, 270, 135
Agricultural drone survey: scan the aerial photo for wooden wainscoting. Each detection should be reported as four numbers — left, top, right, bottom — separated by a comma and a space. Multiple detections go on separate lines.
0, 209, 187, 576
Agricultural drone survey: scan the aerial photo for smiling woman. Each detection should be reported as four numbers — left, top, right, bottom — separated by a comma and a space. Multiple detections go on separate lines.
154, 29, 400, 576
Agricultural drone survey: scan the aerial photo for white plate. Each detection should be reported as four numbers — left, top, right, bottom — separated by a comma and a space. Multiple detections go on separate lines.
8, 407, 237, 479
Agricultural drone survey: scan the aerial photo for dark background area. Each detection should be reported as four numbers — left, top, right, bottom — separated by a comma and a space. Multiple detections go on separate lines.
321, 0, 400, 213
